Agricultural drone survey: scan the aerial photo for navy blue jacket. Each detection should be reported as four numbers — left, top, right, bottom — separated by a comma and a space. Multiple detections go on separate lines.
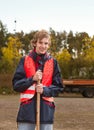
12, 51, 64, 124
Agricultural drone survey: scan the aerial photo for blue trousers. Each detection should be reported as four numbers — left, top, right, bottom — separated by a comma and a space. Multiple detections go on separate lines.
18, 123, 53, 130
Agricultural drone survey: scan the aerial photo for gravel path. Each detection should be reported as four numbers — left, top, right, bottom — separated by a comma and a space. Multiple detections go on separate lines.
0, 94, 94, 130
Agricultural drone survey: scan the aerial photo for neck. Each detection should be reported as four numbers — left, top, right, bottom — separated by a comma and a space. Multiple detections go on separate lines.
34, 48, 46, 56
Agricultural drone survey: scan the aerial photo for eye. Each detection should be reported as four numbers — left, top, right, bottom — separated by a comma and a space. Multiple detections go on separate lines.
39, 42, 42, 44
45, 42, 49, 45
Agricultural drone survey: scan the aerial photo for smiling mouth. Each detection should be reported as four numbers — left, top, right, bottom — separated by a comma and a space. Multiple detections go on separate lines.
40, 49, 46, 51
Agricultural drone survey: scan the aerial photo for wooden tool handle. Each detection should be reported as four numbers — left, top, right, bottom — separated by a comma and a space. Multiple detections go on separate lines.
36, 79, 41, 130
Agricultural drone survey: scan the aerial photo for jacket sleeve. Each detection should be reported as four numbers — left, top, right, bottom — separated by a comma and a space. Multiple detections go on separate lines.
42, 59, 64, 97
12, 57, 34, 92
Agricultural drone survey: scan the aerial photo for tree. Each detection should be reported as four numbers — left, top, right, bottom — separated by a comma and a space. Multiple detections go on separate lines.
81, 38, 94, 78
56, 49, 71, 78
67, 32, 90, 58
0, 20, 8, 58
49, 28, 65, 56
0, 36, 23, 73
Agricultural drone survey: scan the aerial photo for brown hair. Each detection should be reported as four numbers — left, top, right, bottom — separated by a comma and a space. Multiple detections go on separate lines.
31, 30, 51, 47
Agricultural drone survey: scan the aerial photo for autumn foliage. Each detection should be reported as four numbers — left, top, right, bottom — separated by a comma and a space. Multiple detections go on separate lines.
0, 21, 94, 78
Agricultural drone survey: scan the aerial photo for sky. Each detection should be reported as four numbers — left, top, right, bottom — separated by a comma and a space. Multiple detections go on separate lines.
0, 0, 94, 36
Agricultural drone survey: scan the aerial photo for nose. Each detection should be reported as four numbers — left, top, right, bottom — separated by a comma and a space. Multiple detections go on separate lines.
41, 42, 46, 47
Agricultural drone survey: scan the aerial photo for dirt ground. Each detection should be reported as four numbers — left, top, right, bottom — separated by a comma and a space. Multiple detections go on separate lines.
0, 94, 94, 130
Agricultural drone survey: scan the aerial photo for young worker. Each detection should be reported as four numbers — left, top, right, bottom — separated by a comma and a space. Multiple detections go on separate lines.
12, 29, 64, 130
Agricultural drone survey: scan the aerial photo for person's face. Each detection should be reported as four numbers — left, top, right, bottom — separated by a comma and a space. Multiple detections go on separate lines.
35, 38, 50, 54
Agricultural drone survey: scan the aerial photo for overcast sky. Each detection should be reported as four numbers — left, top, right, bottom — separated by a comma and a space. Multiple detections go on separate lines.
0, 0, 94, 36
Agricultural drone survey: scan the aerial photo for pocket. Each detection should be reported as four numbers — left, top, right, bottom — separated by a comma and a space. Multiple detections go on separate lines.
40, 100, 55, 123
44, 101, 55, 108
21, 99, 32, 106
17, 98, 36, 123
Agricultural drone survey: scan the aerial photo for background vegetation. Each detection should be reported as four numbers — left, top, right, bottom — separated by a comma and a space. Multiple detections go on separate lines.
0, 20, 94, 94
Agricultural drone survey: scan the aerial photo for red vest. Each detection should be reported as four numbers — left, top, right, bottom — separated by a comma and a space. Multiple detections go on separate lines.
20, 55, 54, 102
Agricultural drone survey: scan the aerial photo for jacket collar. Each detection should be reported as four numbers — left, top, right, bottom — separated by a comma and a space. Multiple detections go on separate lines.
29, 49, 51, 62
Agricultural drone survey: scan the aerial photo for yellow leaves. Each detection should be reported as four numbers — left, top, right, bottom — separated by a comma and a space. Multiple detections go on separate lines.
8, 36, 23, 50
84, 40, 94, 59
55, 49, 71, 78
2, 47, 14, 63
1, 36, 23, 72
56, 49, 71, 63
2, 36, 23, 59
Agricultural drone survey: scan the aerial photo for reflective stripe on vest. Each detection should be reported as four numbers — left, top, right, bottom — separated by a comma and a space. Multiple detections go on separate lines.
20, 55, 54, 102
20, 84, 36, 102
